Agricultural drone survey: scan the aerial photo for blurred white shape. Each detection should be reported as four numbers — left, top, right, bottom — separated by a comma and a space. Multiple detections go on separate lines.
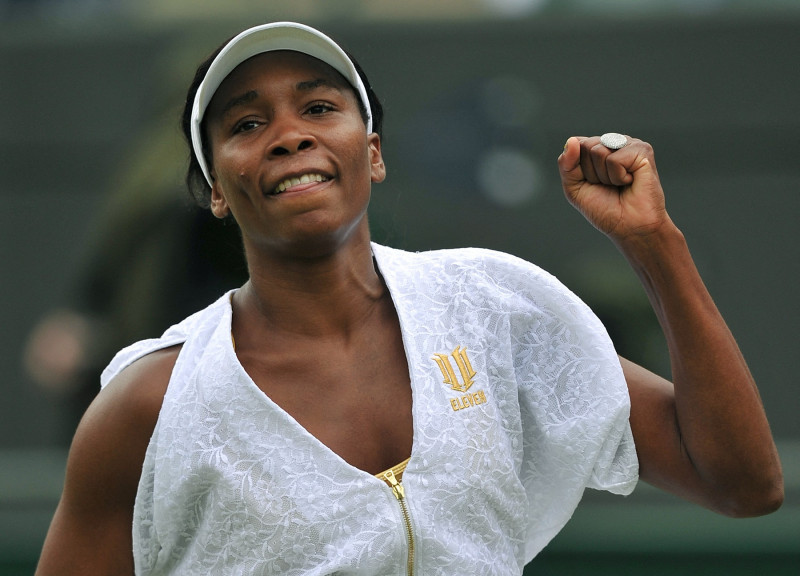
477, 147, 542, 207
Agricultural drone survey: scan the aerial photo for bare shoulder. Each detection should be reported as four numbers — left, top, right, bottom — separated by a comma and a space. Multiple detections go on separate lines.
73, 345, 182, 482
36, 345, 181, 575
96, 344, 182, 431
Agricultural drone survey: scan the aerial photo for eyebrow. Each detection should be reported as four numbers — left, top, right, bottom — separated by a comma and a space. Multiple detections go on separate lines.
295, 78, 345, 94
221, 90, 258, 116
219, 78, 345, 118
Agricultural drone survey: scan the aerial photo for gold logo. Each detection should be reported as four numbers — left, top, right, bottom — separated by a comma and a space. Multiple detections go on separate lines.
433, 347, 488, 412
433, 346, 477, 393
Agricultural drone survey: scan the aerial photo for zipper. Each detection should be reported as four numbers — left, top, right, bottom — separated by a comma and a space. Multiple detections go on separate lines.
382, 468, 416, 576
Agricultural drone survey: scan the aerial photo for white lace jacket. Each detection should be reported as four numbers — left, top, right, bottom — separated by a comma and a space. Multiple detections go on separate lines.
101, 243, 638, 575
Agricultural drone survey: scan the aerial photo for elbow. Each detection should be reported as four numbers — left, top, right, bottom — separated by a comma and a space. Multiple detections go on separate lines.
737, 479, 784, 518
759, 483, 786, 516
702, 442, 786, 518
714, 473, 785, 518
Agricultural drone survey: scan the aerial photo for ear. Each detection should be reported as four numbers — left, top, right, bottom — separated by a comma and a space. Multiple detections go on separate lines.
209, 174, 231, 219
368, 133, 386, 184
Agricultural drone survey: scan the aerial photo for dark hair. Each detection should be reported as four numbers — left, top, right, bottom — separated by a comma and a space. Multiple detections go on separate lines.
180, 40, 384, 209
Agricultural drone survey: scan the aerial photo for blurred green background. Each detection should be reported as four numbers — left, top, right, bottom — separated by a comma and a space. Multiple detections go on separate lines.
1, 0, 798, 573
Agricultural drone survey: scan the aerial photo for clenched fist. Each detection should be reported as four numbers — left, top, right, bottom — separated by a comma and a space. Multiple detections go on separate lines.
558, 135, 670, 245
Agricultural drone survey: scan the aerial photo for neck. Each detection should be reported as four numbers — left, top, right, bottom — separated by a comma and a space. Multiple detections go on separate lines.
233, 233, 386, 339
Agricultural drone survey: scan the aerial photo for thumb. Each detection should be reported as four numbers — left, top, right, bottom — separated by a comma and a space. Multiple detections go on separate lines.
557, 136, 584, 193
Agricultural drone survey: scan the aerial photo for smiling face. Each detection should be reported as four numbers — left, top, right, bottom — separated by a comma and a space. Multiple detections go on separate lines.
204, 50, 385, 260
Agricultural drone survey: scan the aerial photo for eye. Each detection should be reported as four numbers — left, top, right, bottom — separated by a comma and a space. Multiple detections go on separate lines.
306, 101, 336, 116
233, 118, 261, 134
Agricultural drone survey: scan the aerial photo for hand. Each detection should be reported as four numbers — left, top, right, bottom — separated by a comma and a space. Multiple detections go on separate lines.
558, 135, 669, 244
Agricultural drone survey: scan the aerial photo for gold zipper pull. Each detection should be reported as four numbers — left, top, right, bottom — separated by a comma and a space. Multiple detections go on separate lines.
381, 467, 416, 575
383, 469, 406, 500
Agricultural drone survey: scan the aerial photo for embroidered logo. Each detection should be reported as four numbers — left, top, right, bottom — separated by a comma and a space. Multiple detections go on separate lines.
433, 347, 488, 412
433, 346, 476, 393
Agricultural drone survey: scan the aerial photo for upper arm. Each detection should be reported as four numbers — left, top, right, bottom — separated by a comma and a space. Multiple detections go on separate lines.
36, 346, 180, 576
620, 356, 708, 505
623, 354, 785, 516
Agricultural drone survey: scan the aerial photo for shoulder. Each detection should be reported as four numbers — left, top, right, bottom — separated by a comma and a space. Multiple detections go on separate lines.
71, 344, 181, 496
373, 242, 523, 267
36, 345, 181, 575
374, 243, 584, 312
65, 344, 181, 525
100, 290, 233, 387
101, 344, 181, 421
373, 242, 552, 285
70, 344, 180, 509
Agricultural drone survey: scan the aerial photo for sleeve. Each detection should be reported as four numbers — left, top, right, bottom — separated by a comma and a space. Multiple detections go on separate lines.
484, 250, 639, 558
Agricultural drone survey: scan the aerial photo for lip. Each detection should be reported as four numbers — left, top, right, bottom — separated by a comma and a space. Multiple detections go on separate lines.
267, 170, 333, 196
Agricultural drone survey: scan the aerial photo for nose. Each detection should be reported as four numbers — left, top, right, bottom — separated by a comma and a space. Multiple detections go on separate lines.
267, 115, 316, 157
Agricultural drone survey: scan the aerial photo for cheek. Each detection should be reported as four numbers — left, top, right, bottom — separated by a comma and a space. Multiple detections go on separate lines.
340, 136, 373, 178
216, 149, 255, 188
212, 134, 244, 167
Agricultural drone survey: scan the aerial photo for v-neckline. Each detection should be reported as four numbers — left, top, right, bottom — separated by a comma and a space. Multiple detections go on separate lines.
223, 245, 418, 481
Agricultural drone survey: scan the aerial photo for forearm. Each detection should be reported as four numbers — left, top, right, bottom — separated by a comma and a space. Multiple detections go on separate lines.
617, 219, 783, 515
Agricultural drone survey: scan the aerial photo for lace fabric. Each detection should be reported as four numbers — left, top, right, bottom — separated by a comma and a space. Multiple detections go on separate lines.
102, 243, 638, 575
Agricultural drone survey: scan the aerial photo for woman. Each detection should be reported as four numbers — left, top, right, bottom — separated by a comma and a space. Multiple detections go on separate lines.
36, 22, 782, 576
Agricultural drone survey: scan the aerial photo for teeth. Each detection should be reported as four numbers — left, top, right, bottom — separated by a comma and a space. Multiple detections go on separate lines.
275, 173, 327, 194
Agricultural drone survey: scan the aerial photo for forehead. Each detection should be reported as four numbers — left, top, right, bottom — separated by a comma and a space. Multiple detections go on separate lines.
207, 50, 354, 112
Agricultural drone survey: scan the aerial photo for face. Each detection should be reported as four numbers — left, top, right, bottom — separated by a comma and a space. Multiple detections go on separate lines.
204, 50, 385, 259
